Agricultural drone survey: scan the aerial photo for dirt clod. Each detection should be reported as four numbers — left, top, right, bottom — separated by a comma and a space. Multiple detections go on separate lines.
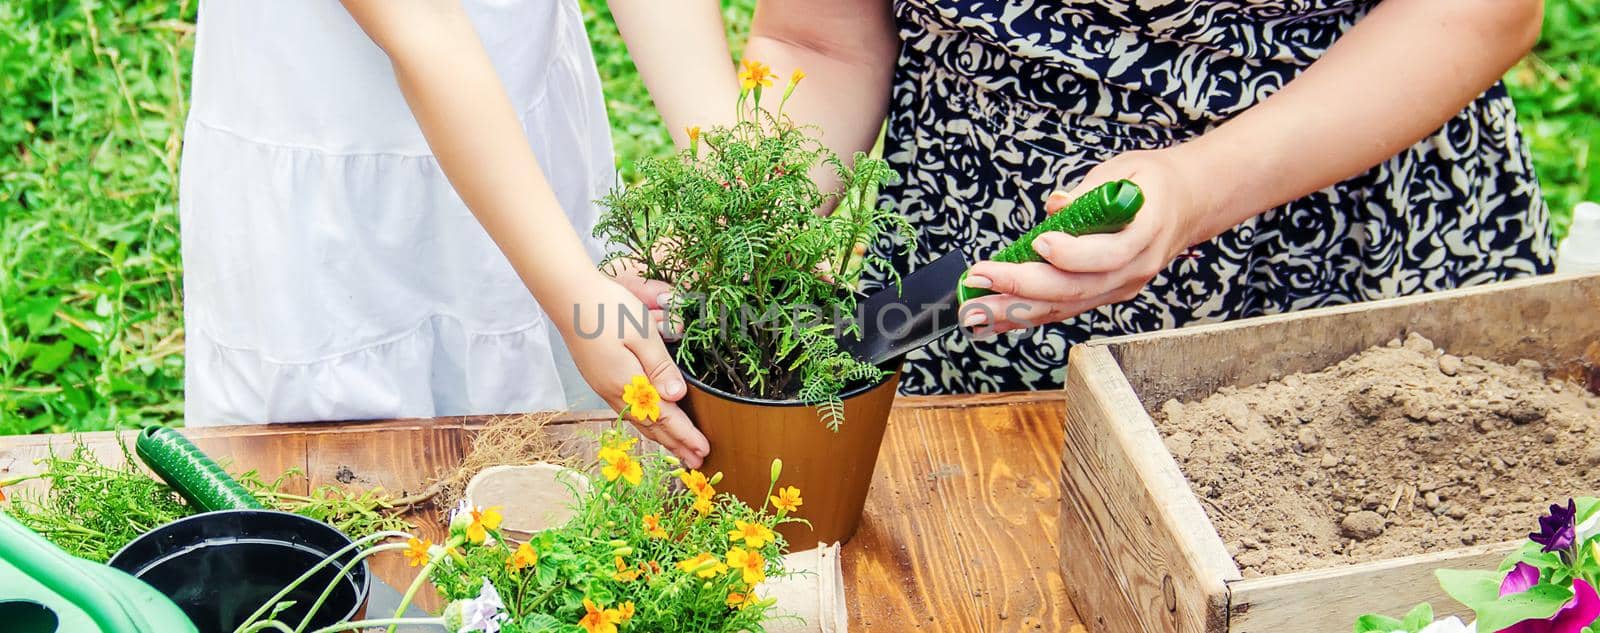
1157, 334, 1600, 576
1340, 511, 1386, 541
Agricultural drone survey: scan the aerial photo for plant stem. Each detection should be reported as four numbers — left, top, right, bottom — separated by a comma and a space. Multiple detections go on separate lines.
388, 536, 462, 633
233, 531, 413, 633
292, 542, 409, 633
313, 618, 444, 633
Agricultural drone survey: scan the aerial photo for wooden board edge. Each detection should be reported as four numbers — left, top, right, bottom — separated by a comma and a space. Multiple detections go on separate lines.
1059, 346, 1238, 632
1088, 273, 1598, 350
1225, 540, 1521, 632
1079, 346, 1242, 588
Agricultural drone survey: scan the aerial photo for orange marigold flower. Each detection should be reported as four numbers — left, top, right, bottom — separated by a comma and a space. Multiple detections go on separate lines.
613, 555, 642, 582
677, 552, 727, 578
643, 513, 668, 539
579, 598, 622, 633
508, 542, 538, 572
692, 495, 714, 517
770, 485, 803, 514
727, 520, 775, 549
679, 470, 715, 499
402, 537, 431, 568
602, 452, 643, 486
622, 375, 661, 423
727, 591, 751, 610
738, 59, 774, 91
467, 506, 503, 545
726, 546, 767, 586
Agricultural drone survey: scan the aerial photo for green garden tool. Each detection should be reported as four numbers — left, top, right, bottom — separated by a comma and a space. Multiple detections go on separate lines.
839, 179, 1144, 365
0, 509, 199, 633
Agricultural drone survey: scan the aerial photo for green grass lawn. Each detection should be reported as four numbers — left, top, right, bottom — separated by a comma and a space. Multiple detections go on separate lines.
1, 0, 1595, 434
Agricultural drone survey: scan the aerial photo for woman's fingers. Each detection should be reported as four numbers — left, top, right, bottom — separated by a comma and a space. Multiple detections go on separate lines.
965, 261, 1119, 305
651, 402, 709, 467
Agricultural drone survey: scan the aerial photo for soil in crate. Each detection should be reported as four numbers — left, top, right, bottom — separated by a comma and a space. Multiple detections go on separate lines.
1156, 333, 1600, 577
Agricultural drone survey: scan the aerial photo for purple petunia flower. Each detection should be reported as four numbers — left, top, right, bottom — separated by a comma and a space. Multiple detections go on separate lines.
1498, 563, 1600, 633
1531, 499, 1579, 554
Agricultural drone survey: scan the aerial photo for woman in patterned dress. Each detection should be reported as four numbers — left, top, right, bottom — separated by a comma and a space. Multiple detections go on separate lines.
610, 0, 1552, 395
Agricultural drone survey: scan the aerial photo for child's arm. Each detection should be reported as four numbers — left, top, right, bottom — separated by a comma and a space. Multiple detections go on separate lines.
341, 0, 708, 465
607, 0, 899, 193
964, 0, 1544, 332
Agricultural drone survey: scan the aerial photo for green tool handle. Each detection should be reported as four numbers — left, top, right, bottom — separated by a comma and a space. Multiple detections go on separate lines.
958, 179, 1144, 302
136, 425, 265, 512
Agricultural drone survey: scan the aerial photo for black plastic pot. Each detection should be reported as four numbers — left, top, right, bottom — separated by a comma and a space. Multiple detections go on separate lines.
107, 509, 370, 633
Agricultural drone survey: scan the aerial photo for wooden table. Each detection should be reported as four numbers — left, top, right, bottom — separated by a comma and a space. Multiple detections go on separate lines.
0, 392, 1082, 632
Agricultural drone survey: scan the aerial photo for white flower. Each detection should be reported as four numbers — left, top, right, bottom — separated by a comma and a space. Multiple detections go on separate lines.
456, 578, 508, 633
1413, 617, 1475, 633
1577, 511, 1600, 545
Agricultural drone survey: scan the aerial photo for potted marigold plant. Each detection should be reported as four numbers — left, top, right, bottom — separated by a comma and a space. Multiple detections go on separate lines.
593, 60, 913, 548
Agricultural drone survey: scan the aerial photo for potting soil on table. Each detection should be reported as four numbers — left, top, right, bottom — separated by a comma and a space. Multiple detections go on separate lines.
1157, 333, 1600, 577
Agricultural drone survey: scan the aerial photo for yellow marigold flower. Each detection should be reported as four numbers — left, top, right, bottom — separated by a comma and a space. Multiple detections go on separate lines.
617, 601, 636, 622
679, 470, 715, 499
727, 591, 750, 610
507, 542, 538, 572
686, 126, 701, 144
726, 546, 767, 586
579, 599, 622, 633
790, 69, 806, 85
692, 495, 714, 517
613, 555, 642, 582
677, 552, 727, 578
770, 486, 803, 514
738, 59, 774, 91
602, 452, 643, 486
622, 375, 662, 423
467, 506, 503, 545
402, 537, 431, 568
727, 520, 775, 549
643, 513, 668, 539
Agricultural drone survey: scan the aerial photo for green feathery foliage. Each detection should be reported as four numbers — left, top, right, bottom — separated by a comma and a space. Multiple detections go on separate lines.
594, 81, 913, 429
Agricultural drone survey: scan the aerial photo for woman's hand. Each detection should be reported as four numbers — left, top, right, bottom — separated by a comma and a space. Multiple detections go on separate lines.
960, 147, 1216, 335
557, 272, 710, 467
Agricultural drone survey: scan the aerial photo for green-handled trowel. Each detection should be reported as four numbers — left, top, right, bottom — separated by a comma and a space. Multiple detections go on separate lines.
838, 179, 1144, 365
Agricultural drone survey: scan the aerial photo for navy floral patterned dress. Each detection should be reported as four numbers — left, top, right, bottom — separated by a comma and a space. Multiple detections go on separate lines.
867, 0, 1555, 395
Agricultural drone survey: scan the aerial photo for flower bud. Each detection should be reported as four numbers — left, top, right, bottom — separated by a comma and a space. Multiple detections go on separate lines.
441, 600, 465, 632
613, 546, 635, 557
664, 455, 681, 466
769, 459, 783, 484
709, 471, 724, 486
609, 539, 629, 548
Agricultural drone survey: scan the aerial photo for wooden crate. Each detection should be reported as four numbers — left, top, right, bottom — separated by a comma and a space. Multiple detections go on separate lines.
1058, 273, 1600, 633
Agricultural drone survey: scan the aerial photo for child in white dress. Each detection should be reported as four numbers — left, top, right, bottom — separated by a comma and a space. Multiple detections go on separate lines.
179, 0, 708, 466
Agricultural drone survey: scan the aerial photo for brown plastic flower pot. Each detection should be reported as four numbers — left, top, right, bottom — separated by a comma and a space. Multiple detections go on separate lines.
681, 369, 900, 551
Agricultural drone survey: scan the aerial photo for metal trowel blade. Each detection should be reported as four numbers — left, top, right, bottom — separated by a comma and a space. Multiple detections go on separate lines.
838, 250, 971, 366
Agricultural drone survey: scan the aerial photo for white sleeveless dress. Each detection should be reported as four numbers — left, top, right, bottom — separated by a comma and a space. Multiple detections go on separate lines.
179, 0, 613, 425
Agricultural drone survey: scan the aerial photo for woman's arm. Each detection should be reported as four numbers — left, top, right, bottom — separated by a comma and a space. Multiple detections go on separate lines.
965, 0, 1544, 333
608, 0, 898, 185
340, 0, 709, 465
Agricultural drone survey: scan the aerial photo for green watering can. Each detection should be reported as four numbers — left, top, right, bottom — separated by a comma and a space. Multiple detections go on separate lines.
0, 510, 199, 633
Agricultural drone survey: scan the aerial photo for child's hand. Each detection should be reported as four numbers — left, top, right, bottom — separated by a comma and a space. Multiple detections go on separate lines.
558, 273, 709, 467
960, 147, 1216, 335
605, 259, 679, 341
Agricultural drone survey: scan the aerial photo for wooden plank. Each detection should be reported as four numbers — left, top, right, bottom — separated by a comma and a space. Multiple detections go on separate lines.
303, 424, 472, 612
842, 407, 986, 631
1060, 346, 1237, 633
1228, 541, 1520, 632
912, 400, 1083, 631
1107, 273, 1600, 407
